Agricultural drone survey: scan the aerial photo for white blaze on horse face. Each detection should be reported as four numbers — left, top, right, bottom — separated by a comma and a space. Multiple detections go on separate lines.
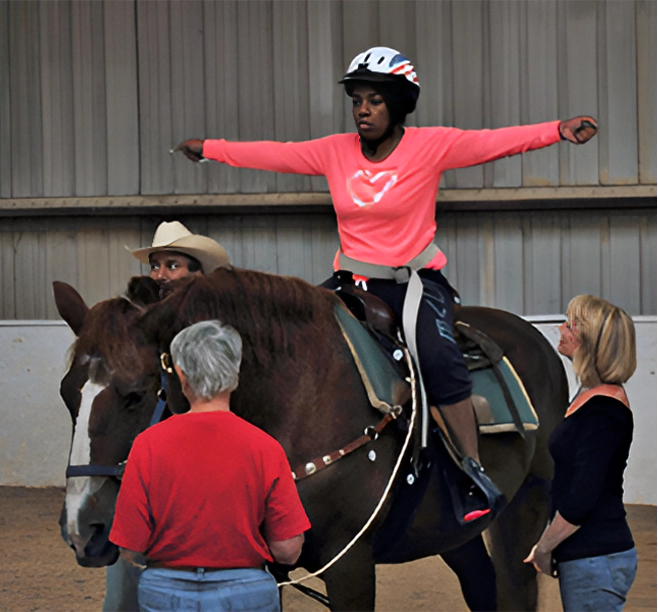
66, 380, 106, 543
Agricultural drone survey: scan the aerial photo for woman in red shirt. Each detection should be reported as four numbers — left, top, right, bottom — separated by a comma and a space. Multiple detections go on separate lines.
175, 46, 597, 524
111, 320, 310, 611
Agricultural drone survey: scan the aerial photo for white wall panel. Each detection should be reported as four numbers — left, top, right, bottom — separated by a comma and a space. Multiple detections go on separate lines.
3, 317, 655, 502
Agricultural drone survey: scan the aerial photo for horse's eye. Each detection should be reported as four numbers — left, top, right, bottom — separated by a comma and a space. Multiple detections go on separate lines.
124, 391, 145, 409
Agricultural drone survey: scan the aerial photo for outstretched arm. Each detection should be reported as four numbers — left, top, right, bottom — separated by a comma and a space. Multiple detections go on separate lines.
435, 116, 598, 171
174, 137, 330, 176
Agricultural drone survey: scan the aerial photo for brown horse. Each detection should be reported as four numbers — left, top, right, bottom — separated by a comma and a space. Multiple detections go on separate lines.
53, 267, 568, 611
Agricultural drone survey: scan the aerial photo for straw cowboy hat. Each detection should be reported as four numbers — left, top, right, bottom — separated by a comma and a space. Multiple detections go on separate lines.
130, 221, 230, 273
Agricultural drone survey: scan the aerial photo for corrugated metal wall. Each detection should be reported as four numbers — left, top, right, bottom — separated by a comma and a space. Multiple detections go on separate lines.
0, 0, 655, 197
0, 0, 655, 319
1, 207, 654, 319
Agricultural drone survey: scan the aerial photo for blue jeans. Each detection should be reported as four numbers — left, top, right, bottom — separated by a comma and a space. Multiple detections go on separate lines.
138, 567, 280, 612
558, 548, 638, 612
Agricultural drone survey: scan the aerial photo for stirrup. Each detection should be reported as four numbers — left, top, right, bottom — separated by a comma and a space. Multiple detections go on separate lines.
458, 457, 504, 524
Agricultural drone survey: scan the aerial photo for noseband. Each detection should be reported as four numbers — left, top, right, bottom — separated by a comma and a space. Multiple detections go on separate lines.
65, 355, 171, 480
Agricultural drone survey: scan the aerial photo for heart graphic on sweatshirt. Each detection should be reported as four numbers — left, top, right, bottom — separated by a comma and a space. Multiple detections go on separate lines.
347, 169, 398, 208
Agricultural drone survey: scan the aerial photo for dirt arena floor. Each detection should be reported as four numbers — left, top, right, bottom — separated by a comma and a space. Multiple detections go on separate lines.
0, 487, 654, 611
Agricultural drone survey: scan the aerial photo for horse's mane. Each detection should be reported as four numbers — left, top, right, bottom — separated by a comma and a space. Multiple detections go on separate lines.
75, 297, 147, 381
152, 267, 336, 368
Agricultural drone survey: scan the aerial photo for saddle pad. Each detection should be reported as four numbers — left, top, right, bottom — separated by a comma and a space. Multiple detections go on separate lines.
471, 356, 539, 434
334, 304, 409, 414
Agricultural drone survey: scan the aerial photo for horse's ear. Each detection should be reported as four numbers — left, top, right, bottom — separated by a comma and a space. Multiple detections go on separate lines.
53, 281, 89, 336
127, 276, 160, 307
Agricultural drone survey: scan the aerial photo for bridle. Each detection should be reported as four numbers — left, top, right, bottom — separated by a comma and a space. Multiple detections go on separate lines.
64, 354, 171, 481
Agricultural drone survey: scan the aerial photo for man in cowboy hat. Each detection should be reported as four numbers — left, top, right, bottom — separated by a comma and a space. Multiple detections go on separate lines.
131, 220, 231, 299
104, 220, 231, 612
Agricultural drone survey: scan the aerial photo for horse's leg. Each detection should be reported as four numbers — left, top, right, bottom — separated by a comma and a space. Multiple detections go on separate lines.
484, 473, 552, 611
102, 556, 142, 611
440, 535, 497, 612
322, 541, 376, 612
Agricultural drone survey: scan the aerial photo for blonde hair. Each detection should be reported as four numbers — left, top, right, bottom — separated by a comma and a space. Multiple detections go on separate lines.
566, 294, 637, 388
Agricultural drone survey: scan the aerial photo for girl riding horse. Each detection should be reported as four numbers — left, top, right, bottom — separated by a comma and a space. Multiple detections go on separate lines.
175, 46, 597, 524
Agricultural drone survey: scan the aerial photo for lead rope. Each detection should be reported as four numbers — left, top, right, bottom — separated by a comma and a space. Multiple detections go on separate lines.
277, 347, 418, 588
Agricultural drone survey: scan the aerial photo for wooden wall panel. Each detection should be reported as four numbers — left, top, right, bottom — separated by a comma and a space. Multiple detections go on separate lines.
13, 225, 47, 319
71, 0, 107, 196
236, 1, 276, 194
486, 1, 522, 188
204, 0, 241, 194
640, 215, 657, 314
341, 1, 379, 133
8, 2, 43, 197
492, 215, 524, 314
137, 1, 174, 195
170, 0, 207, 195
598, 1, 638, 185
521, 0, 560, 187
450, 1, 485, 189
44, 225, 77, 319
307, 0, 343, 192
104, 0, 139, 196
0, 209, 654, 319
523, 214, 563, 315
0, 1, 11, 198
272, 1, 311, 193
39, 1, 74, 197
608, 215, 642, 315
557, 0, 599, 186
0, 0, 654, 199
0, 220, 16, 318
636, 0, 657, 185
563, 213, 604, 300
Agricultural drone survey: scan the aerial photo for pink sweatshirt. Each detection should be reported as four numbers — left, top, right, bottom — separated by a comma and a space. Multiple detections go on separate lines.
203, 122, 561, 270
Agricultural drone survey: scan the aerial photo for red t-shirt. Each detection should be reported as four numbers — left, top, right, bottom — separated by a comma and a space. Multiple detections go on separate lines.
110, 411, 311, 568
203, 122, 560, 270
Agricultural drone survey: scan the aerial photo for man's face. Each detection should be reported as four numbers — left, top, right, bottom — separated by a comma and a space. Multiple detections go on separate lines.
149, 251, 201, 298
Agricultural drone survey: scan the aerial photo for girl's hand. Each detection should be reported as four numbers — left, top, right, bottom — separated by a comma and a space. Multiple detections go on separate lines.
559, 116, 598, 144
174, 139, 205, 162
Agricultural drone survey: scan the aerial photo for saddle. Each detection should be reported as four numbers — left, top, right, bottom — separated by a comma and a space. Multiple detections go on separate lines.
332, 280, 538, 441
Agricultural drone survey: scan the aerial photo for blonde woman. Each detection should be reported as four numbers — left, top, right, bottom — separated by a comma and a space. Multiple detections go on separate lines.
525, 295, 638, 611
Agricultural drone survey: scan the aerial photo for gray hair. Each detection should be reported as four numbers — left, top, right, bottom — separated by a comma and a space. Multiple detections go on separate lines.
170, 320, 242, 400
